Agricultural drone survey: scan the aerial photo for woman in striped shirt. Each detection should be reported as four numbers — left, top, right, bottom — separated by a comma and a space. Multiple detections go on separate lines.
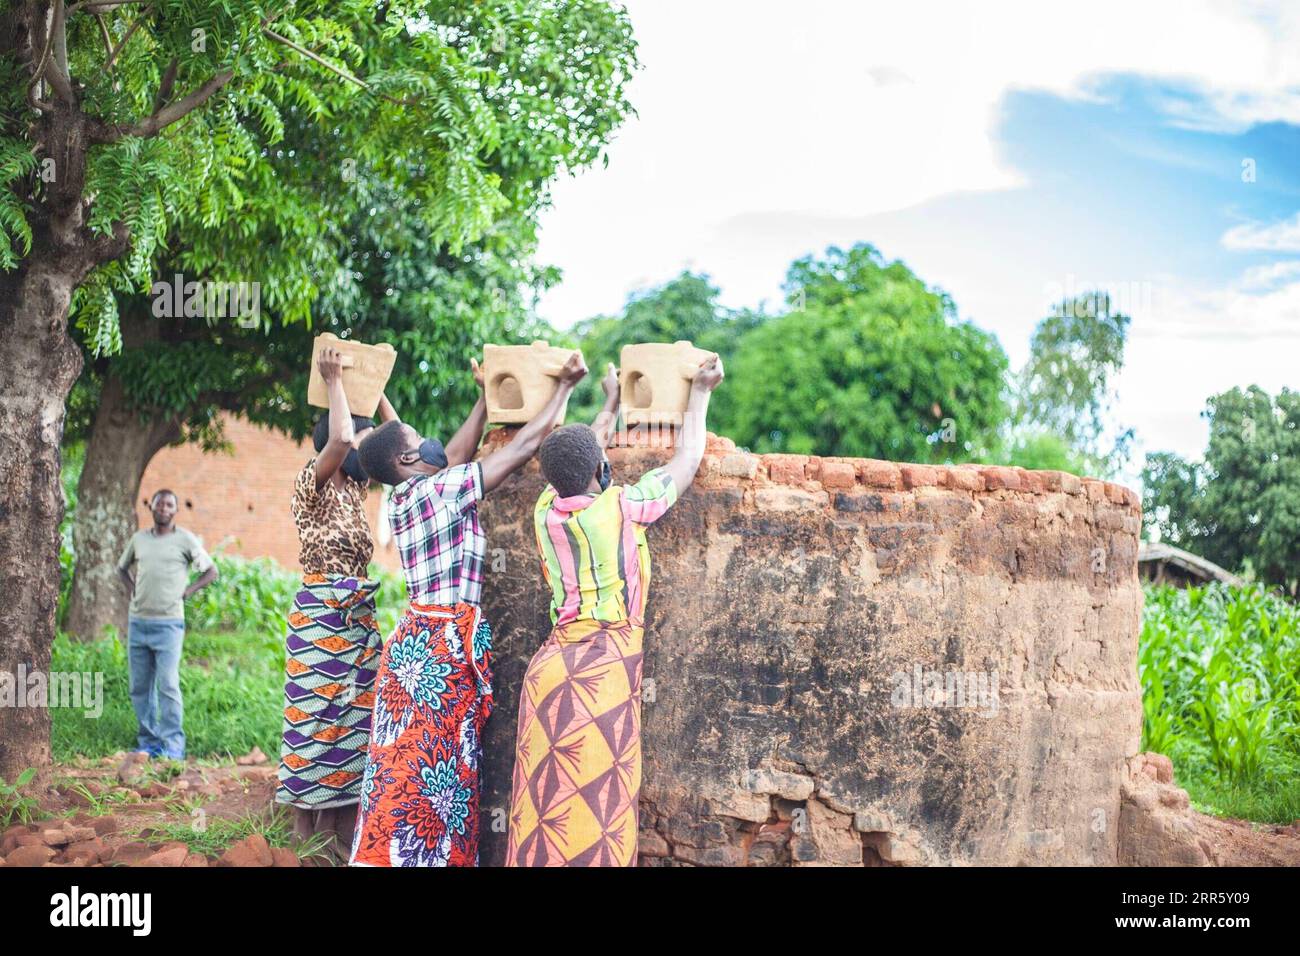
506, 355, 724, 867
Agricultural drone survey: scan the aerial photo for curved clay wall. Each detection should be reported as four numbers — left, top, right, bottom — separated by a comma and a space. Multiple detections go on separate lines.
476, 431, 1144, 866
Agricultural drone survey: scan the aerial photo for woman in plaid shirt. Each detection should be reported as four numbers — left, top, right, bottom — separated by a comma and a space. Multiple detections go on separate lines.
348, 350, 588, 867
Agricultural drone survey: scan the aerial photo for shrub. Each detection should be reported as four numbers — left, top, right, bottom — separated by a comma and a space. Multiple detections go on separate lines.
52, 554, 407, 761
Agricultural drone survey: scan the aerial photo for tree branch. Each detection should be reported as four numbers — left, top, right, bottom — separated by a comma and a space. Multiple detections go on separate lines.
93, 11, 113, 67
26, 85, 54, 113
85, 8, 286, 141
152, 57, 178, 114
82, 4, 415, 145
90, 68, 235, 143
80, 219, 131, 272
262, 27, 416, 107
46, 1, 75, 103
260, 28, 373, 94
104, 4, 151, 72
25, 5, 58, 111
73, 1, 153, 11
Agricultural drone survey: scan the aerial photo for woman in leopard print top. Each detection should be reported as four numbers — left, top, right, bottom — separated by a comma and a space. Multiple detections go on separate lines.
275, 345, 398, 863
291, 455, 374, 577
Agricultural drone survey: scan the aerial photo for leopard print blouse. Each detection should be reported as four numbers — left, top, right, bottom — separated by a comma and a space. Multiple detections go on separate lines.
291, 459, 374, 578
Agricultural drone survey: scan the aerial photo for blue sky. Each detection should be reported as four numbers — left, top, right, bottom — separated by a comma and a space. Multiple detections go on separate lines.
533, 1, 1300, 474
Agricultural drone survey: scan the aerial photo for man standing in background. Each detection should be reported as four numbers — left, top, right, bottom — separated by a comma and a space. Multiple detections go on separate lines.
117, 489, 219, 759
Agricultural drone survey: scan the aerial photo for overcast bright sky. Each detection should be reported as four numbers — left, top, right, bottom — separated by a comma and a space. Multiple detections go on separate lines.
532, 0, 1300, 471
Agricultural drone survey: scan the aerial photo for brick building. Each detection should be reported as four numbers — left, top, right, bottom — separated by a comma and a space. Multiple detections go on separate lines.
135, 414, 400, 572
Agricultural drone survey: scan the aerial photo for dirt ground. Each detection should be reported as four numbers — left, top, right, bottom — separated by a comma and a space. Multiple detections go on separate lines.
1182, 810, 1300, 866
0, 749, 333, 868
3, 750, 1298, 867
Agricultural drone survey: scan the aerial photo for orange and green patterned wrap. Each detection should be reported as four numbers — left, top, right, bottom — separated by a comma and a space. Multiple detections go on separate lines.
349, 601, 493, 867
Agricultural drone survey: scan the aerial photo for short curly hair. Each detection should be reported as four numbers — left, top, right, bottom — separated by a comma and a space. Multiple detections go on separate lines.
539, 424, 603, 497
357, 420, 411, 486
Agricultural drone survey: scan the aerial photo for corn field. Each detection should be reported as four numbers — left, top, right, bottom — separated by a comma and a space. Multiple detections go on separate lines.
1140, 583, 1300, 787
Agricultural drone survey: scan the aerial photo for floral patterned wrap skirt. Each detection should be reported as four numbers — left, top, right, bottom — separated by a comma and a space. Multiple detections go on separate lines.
348, 601, 493, 867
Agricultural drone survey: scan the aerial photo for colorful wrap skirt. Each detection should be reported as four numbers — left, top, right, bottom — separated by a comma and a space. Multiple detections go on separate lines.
276, 575, 383, 809
506, 618, 644, 867
349, 601, 494, 867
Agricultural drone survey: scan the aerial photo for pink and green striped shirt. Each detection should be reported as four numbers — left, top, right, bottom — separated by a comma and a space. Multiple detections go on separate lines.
533, 467, 679, 627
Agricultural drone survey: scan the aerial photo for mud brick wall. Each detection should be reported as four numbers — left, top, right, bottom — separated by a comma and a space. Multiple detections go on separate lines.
476, 430, 1144, 866
137, 414, 400, 573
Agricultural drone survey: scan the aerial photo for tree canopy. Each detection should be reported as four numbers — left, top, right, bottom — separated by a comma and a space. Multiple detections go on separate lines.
710, 244, 1009, 460
3, 1, 638, 351
1008, 291, 1132, 477
1143, 386, 1300, 596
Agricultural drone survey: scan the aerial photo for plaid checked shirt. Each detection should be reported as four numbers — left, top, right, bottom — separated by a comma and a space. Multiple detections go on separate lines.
387, 461, 486, 607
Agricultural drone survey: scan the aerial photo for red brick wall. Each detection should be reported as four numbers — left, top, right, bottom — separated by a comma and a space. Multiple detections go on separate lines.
135, 414, 400, 573
475, 429, 1144, 866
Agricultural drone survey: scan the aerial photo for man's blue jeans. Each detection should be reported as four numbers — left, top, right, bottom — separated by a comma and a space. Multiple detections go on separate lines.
127, 617, 186, 759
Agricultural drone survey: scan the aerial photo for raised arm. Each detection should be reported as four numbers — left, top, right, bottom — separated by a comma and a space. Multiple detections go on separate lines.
444, 358, 488, 467
376, 393, 400, 425
479, 351, 588, 493
314, 347, 355, 491
591, 362, 621, 449
659, 356, 724, 495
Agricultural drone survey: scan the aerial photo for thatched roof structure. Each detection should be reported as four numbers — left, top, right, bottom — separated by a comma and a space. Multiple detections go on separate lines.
1138, 541, 1245, 588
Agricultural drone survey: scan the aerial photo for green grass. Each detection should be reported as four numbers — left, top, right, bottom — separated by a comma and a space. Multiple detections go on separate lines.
52, 553, 406, 763
62, 780, 155, 817
0, 769, 41, 828
139, 807, 333, 863
51, 557, 1300, 828
186, 554, 406, 640
51, 627, 284, 762
1140, 583, 1300, 824
1179, 755, 1300, 824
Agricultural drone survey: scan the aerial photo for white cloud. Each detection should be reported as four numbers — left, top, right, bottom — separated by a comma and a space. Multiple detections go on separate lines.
537, 0, 1300, 327
1241, 259, 1300, 287
1137, 272, 1300, 341
1221, 212, 1300, 252
531, 0, 1300, 464
1081, 261, 1299, 463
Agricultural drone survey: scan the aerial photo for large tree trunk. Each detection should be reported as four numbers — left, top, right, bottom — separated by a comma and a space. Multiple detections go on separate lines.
0, 7, 131, 779
0, 260, 85, 780
63, 371, 180, 640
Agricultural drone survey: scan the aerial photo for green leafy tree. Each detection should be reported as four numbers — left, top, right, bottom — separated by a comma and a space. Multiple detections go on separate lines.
998, 429, 1086, 474
1139, 451, 1206, 542
1143, 386, 1300, 596
0, 0, 636, 776
1008, 291, 1131, 476
712, 244, 1009, 460
62, 217, 556, 640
